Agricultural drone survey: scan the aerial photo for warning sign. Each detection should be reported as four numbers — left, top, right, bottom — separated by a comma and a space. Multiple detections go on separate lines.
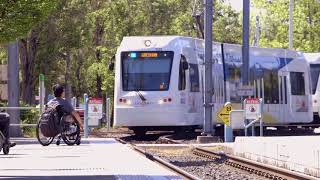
217, 103, 232, 126
244, 98, 261, 120
88, 97, 103, 126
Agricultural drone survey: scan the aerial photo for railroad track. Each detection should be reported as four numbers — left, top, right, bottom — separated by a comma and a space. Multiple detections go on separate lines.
192, 147, 317, 180
116, 138, 200, 180
109, 131, 318, 180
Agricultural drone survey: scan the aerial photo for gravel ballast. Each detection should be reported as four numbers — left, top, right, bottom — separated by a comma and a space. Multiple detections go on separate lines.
143, 147, 268, 180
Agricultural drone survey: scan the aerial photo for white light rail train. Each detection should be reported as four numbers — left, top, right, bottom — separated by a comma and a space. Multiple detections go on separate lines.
113, 36, 314, 136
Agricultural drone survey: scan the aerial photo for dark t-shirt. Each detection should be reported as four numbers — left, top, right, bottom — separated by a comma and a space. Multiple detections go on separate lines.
47, 97, 74, 115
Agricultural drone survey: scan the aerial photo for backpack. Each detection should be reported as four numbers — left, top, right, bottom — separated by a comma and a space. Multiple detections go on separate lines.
39, 104, 60, 137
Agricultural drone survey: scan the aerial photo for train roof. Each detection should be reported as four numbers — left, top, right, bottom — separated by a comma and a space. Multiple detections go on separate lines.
118, 36, 190, 52
223, 43, 302, 59
118, 36, 303, 59
304, 53, 320, 64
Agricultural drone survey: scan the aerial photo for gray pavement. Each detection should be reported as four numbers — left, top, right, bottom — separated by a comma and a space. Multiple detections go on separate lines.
0, 138, 182, 180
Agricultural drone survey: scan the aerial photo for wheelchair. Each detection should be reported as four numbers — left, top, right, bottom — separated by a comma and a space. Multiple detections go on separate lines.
0, 131, 10, 155
36, 113, 81, 146
0, 113, 10, 154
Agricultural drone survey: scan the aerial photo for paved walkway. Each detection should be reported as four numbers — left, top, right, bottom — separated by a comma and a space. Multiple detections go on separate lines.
0, 138, 182, 180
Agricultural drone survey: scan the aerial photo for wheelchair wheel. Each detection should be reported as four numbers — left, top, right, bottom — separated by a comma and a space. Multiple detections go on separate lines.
3, 144, 9, 155
0, 131, 5, 151
36, 121, 54, 146
61, 120, 80, 146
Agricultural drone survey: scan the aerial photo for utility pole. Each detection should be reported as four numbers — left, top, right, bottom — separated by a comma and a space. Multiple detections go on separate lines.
242, 0, 250, 86
203, 0, 213, 135
289, 0, 293, 49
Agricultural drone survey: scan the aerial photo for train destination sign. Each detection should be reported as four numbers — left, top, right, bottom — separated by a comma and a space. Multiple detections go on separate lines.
140, 52, 158, 58
217, 103, 232, 126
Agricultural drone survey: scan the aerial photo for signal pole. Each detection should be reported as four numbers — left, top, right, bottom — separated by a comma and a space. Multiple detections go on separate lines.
203, 0, 213, 135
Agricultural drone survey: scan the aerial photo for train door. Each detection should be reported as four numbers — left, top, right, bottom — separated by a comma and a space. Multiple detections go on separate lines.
187, 62, 202, 123
178, 55, 189, 121
180, 55, 201, 124
278, 72, 289, 123
288, 71, 310, 123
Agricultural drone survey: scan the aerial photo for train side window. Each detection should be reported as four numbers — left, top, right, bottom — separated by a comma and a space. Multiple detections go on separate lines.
189, 64, 200, 92
290, 72, 305, 95
179, 55, 187, 90
284, 77, 287, 103
279, 76, 288, 104
264, 71, 279, 104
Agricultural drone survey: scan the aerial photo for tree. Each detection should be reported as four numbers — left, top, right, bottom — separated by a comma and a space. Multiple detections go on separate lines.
252, 0, 320, 52
0, 0, 57, 104
0, 0, 57, 43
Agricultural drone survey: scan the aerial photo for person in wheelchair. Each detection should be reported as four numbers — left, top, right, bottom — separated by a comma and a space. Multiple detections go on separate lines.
47, 84, 84, 131
0, 113, 16, 148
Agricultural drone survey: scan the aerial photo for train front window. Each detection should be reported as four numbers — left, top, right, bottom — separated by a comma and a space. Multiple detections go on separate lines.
310, 64, 320, 94
122, 51, 174, 91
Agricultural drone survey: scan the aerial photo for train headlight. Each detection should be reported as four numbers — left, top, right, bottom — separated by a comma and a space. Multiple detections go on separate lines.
119, 98, 132, 105
126, 100, 132, 105
158, 99, 164, 104
144, 40, 151, 47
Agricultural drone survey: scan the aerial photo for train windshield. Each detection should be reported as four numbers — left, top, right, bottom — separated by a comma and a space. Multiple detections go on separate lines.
310, 64, 320, 94
121, 51, 174, 91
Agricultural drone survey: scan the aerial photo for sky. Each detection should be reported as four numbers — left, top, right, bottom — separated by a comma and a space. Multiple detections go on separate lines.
226, 0, 243, 12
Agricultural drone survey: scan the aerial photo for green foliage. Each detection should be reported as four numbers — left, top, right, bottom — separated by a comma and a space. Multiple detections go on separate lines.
0, 46, 6, 64
213, 3, 242, 43
0, 0, 58, 44
252, 0, 320, 51
0, 0, 263, 104
20, 102, 39, 137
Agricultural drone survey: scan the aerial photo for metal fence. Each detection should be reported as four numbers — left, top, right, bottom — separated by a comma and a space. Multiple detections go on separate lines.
1, 93, 112, 138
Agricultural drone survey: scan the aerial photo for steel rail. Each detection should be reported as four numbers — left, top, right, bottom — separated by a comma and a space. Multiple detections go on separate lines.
193, 147, 318, 180
116, 138, 200, 180
158, 135, 182, 144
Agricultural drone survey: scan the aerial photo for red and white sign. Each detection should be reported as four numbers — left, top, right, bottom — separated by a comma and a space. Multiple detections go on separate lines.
89, 98, 103, 104
244, 98, 261, 120
245, 98, 260, 104
88, 97, 103, 126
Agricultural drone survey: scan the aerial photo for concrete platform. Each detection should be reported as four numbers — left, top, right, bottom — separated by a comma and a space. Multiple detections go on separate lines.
234, 136, 320, 178
0, 138, 182, 180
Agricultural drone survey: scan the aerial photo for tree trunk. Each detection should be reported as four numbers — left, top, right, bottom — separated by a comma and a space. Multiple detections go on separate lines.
76, 50, 83, 100
65, 51, 72, 102
94, 18, 104, 98
19, 29, 38, 105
